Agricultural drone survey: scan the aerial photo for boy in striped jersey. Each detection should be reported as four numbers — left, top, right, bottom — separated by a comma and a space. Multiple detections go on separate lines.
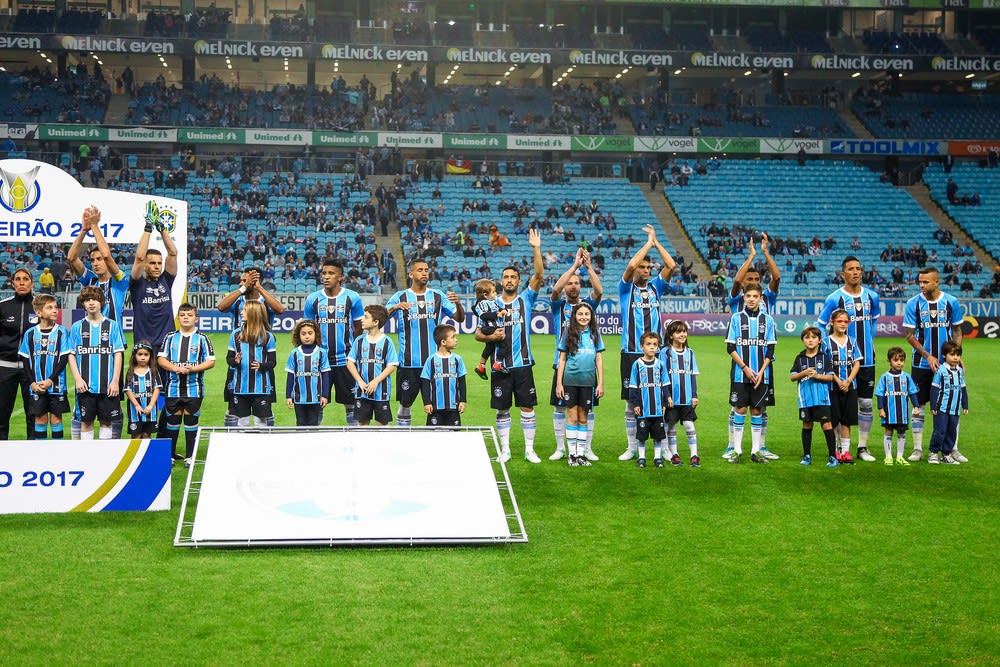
617, 225, 675, 462
904, 267, 965, 462
158, 303, 216, 464
285, 320, 331, 426
817, 257, 881, 461
347, 305, 398, 426
874, 347, 920, 465
420, 325, 467, 427
789, 327, 839, 467
628, 332, 671, 468
19, 294, 70, 439
928, 341, 968, 465
725, 285, 776, 464
68, 286, 126, 440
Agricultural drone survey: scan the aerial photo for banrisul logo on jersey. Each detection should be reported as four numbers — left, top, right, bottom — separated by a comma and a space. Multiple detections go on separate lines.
0, 165, 41, 213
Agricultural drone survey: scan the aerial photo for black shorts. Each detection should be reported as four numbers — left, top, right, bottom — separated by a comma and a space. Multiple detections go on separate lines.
882, 421, 909, 433
856, 366, 876, 399
26, 392, 70, 417
550, 368, 601, 409
635, 415, 666, 443
165, 396, 204, 416
330, 365, 355, 405
293, 403, 323, 427
128, 420, 157, 436
76, 392, 123, 424
354, 398, 392, 424
799, 405, 832, 424
396, 367, 422, 406
230, 394, 273, 419
912, 367, 934, 406
666, 405, 698, 425
729, 381, 772, 409
223, 366, 235, 403
829, 386, 859, 426
620, 352, 642, 401
490, 365, 537, 410
560, 385, 595, 410
427, 409, 462, 427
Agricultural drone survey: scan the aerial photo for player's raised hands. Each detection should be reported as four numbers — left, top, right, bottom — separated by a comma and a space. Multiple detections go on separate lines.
527, 228, 541, 248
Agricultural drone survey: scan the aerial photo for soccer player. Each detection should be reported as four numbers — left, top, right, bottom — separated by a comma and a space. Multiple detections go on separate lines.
130, 201, 180, 352
903, 267, 964, 462
617, 225, 675, 461
549, 248, 603, 462
285, 320, 331, 427
68, 286, 126, 440
420, 324, 467, 427
0, 268, 37, 440
387, 257, 465, 428
663, 320, 700, 468
874, 347, 920, 465
475, 229, 544, 463
724, 233, 781, 461
628, 331, 671, 468
158, 303, 216, 465
555, 302, 604, 467
928, 341, 968, 465
817, 256, 881, 461
303, 258, 364, 425
227, 302, 277, 428
789, 326, 839, 467
824, 309, 862, 463
18, 294, 70, 440
346, 305, 398, 426
725, 285, 776, 464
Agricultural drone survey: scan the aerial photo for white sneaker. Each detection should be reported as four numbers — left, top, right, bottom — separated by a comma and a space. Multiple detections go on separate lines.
927, 452, 940, 464
952, 449, 969, 463
907, 449, 923, 462
499, 448, 511, 463
758, 447, 780, 460
857, 447, 877, 462
183, 457, 193, 469
942, 454, 960, 465
721, 446, 735, 460
524, 449, 541, 464
583, 449, 599, 462
618, 447, 636, 461
548, 449, 565, 461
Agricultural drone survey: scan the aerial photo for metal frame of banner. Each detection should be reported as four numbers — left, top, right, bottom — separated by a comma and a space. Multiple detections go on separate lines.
174, 425, 528, 548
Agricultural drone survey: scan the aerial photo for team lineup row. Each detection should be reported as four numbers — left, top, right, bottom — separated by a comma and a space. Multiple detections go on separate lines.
0, 212, 969, 471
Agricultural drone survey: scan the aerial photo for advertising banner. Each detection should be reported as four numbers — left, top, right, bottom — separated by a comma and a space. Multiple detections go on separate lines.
0, 439, 170, 514
947, 140, 1000, 157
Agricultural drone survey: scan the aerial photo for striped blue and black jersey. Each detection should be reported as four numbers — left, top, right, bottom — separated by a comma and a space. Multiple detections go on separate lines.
420, 352, 467, 411
159, 330, 215, 398
285, 345, 331, 405
661, 346, 699, 406
874, 370, 919, 425
386, 288, 457, 368
303, 287, 364, 366
347, 334, 398, 402
824, 335, 862, 386
125, 369, 161, 423
550, 296, 599, 368
19, 324, 71, 395
474, 297, 504, 326
726, 308, 776, 384
68, 316, 126, 394
78, 268, 129, 323
817, 287, 880, 367
931, 364, 968, 416
904, 292, 964, 370
728, 287, 778, 315
628, 357, 670, 418
228, 328, 277, 395
224, 293, 275, 330
496, 288, 538, 369
790, 350, 833, 408
619, 277, 668, 353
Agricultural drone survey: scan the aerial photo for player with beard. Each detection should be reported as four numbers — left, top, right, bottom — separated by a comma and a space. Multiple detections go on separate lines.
548, 248, 603, 462
386, 258, 465, 427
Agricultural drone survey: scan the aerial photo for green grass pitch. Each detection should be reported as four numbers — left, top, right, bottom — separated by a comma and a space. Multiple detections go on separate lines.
0, 333, 998, 664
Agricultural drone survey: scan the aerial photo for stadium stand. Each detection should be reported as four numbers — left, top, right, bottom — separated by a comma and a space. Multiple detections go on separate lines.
663, 159, 988, 297
0, 70, 110, 124
852, 91, 1000, 140
861, 30, 948, 55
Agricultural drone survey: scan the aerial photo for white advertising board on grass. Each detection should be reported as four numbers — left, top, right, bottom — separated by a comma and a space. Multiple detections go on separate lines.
180, 428, 525, 547
0, 438, 171, 514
